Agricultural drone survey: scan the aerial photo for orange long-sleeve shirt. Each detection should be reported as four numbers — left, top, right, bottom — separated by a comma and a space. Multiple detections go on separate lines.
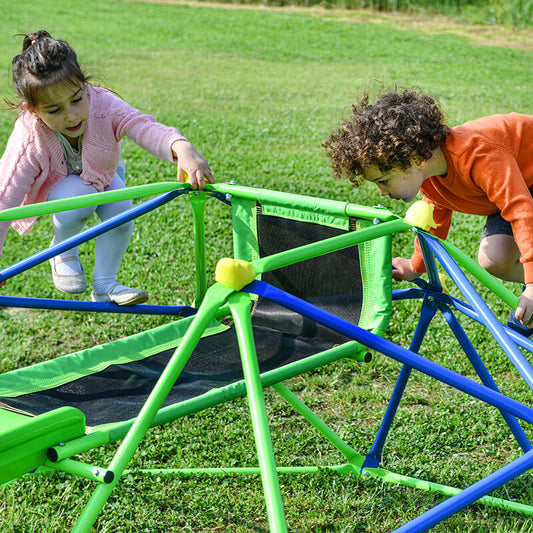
411, 113, 533, 284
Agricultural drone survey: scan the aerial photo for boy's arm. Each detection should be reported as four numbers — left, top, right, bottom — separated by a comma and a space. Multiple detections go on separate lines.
392, 257, 422, 281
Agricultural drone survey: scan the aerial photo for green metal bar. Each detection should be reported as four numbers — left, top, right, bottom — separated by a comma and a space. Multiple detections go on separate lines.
212, 182, 399, 221
0, 181, 400, 223
118, 462, 533, 515
272, 383, 364, 469
189, 191, 208, 306
0, 182, 185, 221
44, 458, 114, 484
71, 282, 233, 533
47, 429, 112, 463
438, 238, 520, 309
229, 292, 288, 533
252, 219, 409, 275
364, 466, 533, 515
124, 464, 356, 476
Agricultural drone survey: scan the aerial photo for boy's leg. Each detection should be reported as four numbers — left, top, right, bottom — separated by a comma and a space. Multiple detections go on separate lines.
478, 233, 522, 283
478, 212, 532, 335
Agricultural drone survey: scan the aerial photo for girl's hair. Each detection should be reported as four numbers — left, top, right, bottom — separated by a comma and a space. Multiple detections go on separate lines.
323, 89, 450, 186
6, 30, 90, 110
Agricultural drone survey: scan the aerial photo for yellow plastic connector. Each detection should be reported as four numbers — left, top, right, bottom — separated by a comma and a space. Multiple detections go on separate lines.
215, 258, 257, 291
404, 201, 437, 231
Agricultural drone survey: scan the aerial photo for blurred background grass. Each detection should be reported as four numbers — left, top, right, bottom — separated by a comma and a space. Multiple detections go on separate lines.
0, 0, 533, 531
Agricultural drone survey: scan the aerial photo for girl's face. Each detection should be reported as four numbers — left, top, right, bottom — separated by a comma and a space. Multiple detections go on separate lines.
364, 161, 429, 203
31, 83, 89, 146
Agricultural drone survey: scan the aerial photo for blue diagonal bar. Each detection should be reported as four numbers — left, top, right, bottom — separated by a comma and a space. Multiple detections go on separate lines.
244, 280, 533, 425
0, 189, 186, 284
392, 448, 533, 533
424, 234, 533, 390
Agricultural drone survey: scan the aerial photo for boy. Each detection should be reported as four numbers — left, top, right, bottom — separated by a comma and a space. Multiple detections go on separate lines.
324, 89, 533, 334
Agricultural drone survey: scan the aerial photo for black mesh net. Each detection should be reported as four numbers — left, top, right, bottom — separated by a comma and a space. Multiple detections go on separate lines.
1, 213, 365, 426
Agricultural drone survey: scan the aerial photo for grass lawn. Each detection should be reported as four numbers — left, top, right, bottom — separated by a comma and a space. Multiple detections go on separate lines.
1, 0, 533, 531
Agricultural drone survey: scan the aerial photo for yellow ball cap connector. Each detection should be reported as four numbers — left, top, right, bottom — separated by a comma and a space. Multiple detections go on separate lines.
404, 201, 437, 231
215, 258, 257, 291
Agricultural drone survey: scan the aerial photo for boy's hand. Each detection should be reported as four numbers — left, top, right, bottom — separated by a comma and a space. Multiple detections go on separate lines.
392, 257, 422, 281
516, 284, 533, 327
171, 141, 214, 190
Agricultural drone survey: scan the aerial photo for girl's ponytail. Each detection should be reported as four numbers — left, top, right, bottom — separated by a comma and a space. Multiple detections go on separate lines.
6, 30, 90, 111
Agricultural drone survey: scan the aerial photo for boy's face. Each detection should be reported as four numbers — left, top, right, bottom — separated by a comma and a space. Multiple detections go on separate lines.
364, 161, 428, 203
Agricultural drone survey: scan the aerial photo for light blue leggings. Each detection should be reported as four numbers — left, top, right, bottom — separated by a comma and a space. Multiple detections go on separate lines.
47, 172, 134, 293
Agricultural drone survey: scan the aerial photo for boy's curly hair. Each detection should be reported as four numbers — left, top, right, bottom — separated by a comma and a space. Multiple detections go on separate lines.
323, 89, 449, 186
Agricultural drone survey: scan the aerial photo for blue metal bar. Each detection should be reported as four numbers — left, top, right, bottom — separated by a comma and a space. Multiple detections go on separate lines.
392, 448, 533, 533
392, 287, 425, 301
424, 234, 533, 391
0, 189, 186, 284
363, 297, 437, 469
399, 281, 533, 352
396, 233, 531, 451
417, 230, 441, 287
439, 303, 531, 452
0, 295, 195, 316
244, 280, 533, 424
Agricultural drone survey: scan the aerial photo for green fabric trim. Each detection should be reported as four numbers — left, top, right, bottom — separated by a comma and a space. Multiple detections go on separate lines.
357, 220, 393, 336
232, 197, 259, 262
0, 317, 227, 398
261, 203, 350, 230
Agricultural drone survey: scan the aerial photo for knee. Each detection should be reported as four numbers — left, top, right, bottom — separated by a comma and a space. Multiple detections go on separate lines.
478, 237, 517, 276
114, 219, 134, 238
53, 206, 95, 231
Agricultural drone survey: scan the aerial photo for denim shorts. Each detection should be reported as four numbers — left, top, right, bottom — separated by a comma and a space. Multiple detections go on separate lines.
481, 211, 514, 240
481, 187, 533, 240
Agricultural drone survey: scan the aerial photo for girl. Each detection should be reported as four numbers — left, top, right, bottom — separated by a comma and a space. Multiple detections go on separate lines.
0, 30, 214, 305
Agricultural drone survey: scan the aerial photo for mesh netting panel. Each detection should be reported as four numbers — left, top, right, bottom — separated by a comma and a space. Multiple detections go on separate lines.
1, 214, 365, 426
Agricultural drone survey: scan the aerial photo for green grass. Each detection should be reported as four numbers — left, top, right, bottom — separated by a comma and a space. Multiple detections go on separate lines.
1, 0, 533, 531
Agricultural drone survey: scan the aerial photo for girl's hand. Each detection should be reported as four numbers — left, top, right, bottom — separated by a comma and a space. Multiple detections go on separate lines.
392, 256, 422, 281
516, 284, 533, 327
171, 141, 214, 190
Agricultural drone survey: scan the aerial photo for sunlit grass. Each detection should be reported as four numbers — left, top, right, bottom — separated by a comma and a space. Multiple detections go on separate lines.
1, 0, 533, 531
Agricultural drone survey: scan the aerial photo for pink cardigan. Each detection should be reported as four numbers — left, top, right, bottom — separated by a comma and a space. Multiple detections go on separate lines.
0, 85, 186, 253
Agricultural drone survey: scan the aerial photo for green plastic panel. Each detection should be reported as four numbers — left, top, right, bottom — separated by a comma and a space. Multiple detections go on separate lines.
0, 406, 86, 485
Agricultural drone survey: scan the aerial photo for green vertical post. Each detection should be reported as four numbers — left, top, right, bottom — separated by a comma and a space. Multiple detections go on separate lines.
189, 191, 208, 306
71, 283, 233, 533
229, 292, 288, 533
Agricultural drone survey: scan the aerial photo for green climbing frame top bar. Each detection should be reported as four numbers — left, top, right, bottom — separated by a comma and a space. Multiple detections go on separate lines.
0, 182, 186, 221
0, 182, 399, 224
214, 183, 399, 222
